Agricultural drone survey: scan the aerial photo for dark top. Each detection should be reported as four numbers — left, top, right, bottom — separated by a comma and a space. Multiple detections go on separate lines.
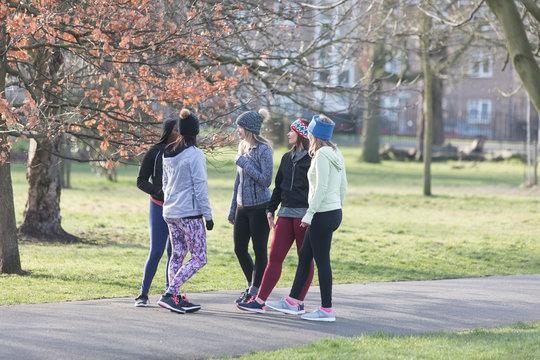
266, 150, 311, 215
136, 143, 166, 202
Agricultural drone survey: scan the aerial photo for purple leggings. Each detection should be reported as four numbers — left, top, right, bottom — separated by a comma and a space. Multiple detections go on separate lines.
164, 217, 207, 295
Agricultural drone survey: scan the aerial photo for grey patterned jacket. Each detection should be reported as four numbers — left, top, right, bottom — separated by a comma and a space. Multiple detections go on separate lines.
228, 142, 273, 222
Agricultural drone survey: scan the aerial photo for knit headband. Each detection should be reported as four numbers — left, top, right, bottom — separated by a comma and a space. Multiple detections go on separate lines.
290, 118, 309, 139
307, 115, 335, 141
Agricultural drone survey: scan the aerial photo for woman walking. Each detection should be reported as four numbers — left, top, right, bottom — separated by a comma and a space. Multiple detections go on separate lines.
268, 114, 347, 322
237, 119, 314, 313
228, 109, 273, 304
157, 109, 213, 314
134, 118, 178, 307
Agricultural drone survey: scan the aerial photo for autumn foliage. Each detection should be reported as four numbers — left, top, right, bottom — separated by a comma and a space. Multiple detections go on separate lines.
0, 0, 243, 166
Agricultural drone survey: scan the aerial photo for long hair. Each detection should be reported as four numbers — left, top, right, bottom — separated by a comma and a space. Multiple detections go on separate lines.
308, 114, 336, 157
289, 135, 310, 154
237, 109, 272, 156
173, 135, 197, 150
156, 118, 178, 145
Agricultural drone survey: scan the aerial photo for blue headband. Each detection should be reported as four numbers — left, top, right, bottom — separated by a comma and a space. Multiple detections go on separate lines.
308, 115, 335, 140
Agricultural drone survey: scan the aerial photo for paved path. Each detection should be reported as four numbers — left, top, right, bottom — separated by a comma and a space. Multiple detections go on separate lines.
1, 275, 539, 360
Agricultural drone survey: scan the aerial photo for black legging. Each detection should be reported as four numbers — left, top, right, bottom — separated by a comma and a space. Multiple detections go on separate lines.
290, 209, 342, 308
233, 206, 270, 288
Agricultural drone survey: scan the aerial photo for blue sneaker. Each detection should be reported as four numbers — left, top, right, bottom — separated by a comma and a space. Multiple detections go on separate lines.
301, 308, 336, 322
266, 298, 305, 315
237, 299, 266, 313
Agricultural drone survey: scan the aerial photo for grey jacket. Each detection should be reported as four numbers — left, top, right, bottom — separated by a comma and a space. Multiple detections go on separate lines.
228, 142, 273, 222
162, 146, 212, 221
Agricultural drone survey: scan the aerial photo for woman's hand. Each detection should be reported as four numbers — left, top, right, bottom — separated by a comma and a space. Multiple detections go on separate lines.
267, 212, 275, 229
228, 220, 235, 225
300, 221, 310, 228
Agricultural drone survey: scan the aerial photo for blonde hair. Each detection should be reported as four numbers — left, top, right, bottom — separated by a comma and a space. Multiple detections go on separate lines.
237, 108, 272, 156
308, 114, 336, 157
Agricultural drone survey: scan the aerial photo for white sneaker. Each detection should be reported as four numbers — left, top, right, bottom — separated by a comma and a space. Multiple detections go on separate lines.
266, 298, 305, 315
301, 308, 336, 322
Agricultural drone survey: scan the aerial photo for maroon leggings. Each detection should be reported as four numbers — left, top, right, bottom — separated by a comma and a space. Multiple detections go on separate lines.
257, 217, 314, 301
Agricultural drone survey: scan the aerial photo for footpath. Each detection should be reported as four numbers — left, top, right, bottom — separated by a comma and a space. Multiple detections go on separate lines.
1, 275, 539, 360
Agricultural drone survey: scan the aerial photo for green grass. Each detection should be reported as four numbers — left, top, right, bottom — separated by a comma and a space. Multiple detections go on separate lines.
212, 322, 540, 360
1, 146, 539, 305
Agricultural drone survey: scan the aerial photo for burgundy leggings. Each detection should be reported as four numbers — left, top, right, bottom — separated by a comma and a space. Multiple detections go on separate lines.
257, 217, 314, 302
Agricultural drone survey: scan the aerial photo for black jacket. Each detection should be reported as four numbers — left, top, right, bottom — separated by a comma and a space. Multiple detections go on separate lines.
266, 150, 311, 215
137, 143, 166, 202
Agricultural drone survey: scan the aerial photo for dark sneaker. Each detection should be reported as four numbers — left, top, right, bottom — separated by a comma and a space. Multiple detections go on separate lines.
237, 299, 266, 314
234, 288, 252, 304
179, 294, 201, 313
157, 293, 186, 314
134, 293, 148, 307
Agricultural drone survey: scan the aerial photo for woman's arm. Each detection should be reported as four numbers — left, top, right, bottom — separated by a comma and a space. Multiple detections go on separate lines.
301, 151, 330, 225
191, 150, 212, 221
235, 145, 273, 188
136, 147, 162, 197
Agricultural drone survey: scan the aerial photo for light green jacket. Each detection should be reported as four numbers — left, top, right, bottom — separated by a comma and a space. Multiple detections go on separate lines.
302, 146, 347, 224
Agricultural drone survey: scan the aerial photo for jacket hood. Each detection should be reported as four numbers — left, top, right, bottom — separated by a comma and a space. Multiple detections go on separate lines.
318, 146, 344, 171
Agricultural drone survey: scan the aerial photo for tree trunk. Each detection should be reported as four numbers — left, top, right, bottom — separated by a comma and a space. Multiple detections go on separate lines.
361, 43, 385, 163
0, 152, 21, 274
18, 138, 77, 242
432, 74, 445, 146
416, 103, 424, 160
0, 18, 22, 274
487, 0, 540, 116
60, 137, 71, 189
421, 12, 433, 196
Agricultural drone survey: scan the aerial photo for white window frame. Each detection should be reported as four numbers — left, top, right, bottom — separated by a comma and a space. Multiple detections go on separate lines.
469, 55, 493, 78
467, 99, 491, 124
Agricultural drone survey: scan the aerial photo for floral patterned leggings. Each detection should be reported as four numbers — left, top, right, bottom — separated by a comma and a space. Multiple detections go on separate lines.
164, 217, 207, 295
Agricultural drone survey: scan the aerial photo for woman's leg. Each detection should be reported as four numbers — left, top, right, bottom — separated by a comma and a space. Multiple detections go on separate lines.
165, 218, 189, 296
289, 226, 314, 300
249, 208, 270, 289
168, 218, 207, 290
257, 217, 295, 302
292, 218, 314, 302
140, 201, 170, 295
233, 207, 254, 283
307, 210, 342, 308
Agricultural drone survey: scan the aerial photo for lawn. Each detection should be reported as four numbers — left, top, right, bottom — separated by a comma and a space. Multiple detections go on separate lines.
212, 322, 540, 360
1, 146, 539, 305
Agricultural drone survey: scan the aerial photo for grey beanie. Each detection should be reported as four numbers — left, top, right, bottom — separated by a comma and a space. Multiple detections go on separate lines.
236, 111, 263, 135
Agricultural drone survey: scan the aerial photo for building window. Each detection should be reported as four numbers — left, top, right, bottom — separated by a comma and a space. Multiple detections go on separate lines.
469, 55, 493, 78
318, 71, 330, 82
385, 55, 401, 75
381, 96, 400, 122
467, 99, 491, 124
338, 69, 350, 86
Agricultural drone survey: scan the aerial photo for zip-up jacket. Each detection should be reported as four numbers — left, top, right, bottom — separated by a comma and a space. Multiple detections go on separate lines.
266, 150, 311, 215
228, 142, 273, 222
162, 145, 212, 221
136, 143, 166, 202
302, 146, 347, 225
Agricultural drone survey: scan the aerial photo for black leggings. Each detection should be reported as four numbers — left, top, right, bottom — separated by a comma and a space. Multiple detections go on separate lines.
233, 206, 270, 288
290, 209, 342, 308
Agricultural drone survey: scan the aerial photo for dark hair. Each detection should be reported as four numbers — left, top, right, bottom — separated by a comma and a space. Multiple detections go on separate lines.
156, 118, 178, 145
173, 134, 197, 151
290, 135, 310, 154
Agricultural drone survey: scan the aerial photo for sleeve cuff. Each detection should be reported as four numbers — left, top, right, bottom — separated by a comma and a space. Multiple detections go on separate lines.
235, 156, 247, 168
302, 213, 313, 224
